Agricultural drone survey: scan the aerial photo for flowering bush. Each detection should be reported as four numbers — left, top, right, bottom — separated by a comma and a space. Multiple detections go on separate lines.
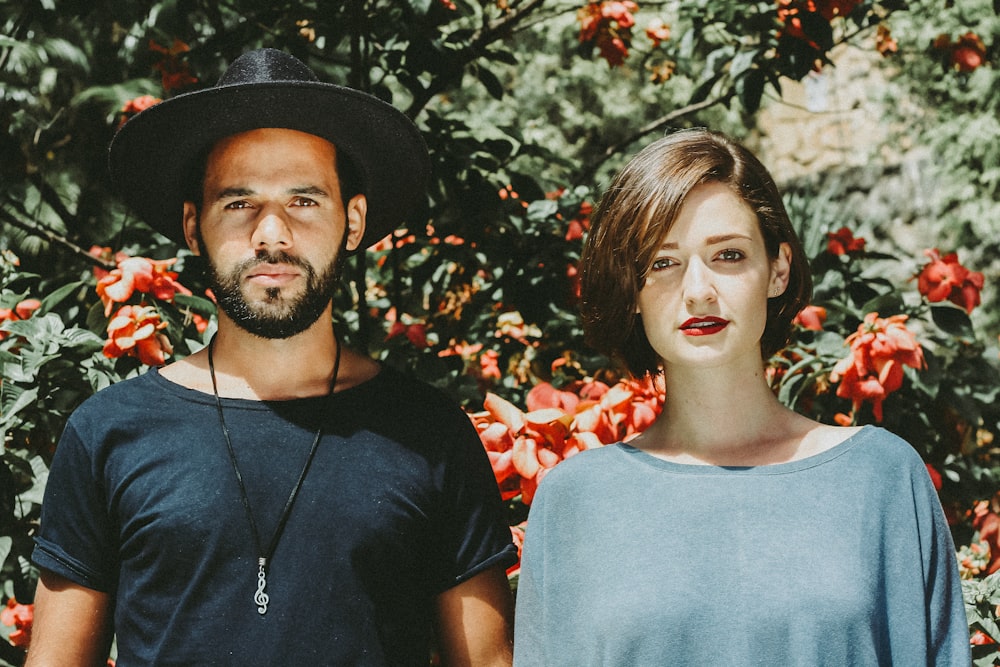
1, 1, 998, 663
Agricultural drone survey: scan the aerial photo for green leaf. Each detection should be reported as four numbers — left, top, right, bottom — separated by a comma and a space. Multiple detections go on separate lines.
930, 305, 975, 339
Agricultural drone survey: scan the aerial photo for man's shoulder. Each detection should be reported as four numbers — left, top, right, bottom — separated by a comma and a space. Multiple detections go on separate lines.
355, 363, 462, 409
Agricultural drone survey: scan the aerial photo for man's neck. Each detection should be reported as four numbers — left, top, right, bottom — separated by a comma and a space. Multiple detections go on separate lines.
160, 310, 380, 401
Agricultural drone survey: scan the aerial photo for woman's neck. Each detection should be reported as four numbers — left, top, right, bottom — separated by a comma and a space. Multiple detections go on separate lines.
634, 360, 818, 466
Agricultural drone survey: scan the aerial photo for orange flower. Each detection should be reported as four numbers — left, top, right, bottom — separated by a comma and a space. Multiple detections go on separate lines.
875, 24, 898, 57
508, 522, 527, 576
916, 248, 984, 314
793, 304, 827, 331
473, 375, 662, 505
479, 349, 502, 381
1, 597, 33, 648
826, 226, 866, 255
645, 18, 671, 48
829, 313, 925, 422
0, 298, 42, 340
103, 304, 173, 366
96, 256, 191, 316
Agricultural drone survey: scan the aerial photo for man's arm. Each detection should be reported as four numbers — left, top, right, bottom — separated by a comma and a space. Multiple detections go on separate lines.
435, 564, 514, 667
25, 570, 112, 667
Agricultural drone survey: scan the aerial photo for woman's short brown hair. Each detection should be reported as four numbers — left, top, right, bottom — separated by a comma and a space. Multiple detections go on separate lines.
580, 128, 812, 378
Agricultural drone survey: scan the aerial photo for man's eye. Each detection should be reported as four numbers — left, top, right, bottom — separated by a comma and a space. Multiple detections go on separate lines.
292, 197, 317, 207
224, 200, 252, 210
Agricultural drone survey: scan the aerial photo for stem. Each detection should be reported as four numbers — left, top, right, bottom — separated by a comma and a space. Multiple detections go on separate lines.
0, 208, 116, 271
576, 94, 728, 185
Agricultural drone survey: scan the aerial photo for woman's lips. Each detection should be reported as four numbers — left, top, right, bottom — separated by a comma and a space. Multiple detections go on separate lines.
680, 317, 729, 336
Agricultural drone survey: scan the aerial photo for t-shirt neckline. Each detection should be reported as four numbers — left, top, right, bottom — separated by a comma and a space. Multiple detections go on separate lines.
615, 425, 875, 476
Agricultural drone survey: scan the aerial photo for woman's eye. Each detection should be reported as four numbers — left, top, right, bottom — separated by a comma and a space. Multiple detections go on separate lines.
650, 257, 677, 270
718, 249, 744, 262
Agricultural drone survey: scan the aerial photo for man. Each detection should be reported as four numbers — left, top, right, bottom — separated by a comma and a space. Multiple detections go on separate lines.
27, 48, 516, 666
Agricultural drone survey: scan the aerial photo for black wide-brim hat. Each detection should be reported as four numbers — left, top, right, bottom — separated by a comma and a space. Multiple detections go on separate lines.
109, 48, 430, 249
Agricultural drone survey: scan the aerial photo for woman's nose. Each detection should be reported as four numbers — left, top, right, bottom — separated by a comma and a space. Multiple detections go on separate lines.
682, 259, 717, 306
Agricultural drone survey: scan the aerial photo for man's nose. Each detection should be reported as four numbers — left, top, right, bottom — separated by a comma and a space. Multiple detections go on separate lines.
251, 205, 292, 251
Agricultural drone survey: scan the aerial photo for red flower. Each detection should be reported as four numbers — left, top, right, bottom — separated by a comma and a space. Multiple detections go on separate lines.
793, 304, 827, 331
1, 598, 33, 648
118, 95, 162, 128
826, 226, 866, 255
816, 0, 860, 20
935, 32, 988, 73
149, 39, 199, 92
103, 304, 173, 366
96, 256, 191, 316
926, 463, 942, 491
384, 308, 430, 349
829, 313, 925, 422
973, 500, 1000, 575
971, 630, 996, 646
578, 1, 638, 67
916, 248, 984, 314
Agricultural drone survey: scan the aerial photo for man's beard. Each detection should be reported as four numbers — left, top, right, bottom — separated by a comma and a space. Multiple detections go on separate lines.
204, 245, 345, 340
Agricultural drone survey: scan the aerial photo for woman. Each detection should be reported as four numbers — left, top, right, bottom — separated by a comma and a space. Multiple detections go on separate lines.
512, 129, 969, 665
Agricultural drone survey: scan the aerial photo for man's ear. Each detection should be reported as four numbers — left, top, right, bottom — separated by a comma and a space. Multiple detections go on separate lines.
182, 202, 201, 256
769, 242, 792, 297
345, 194, 368, 252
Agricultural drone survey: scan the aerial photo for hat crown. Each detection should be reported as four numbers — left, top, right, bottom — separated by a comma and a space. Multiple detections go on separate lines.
217, 48, 319, 87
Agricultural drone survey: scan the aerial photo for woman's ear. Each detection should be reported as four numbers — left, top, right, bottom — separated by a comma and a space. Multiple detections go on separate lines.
182, 202, 201, 256
769, 242, 792, 297
344, 194, 368, 252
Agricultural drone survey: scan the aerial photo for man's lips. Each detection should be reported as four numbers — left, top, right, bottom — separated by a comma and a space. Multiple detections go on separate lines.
245, 264, 301, 286
680, 316, 729, 336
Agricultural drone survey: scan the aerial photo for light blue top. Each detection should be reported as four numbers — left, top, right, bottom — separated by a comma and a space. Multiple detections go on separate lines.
513, 426, 970, 666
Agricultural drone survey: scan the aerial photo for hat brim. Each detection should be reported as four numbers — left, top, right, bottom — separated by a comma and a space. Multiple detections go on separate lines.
109, 81, 430, 249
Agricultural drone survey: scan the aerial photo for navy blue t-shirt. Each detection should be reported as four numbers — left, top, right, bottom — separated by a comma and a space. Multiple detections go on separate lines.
34, 365, 516, 666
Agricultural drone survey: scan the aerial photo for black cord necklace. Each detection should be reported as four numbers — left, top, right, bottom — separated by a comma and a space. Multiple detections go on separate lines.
207, 335, 341, 615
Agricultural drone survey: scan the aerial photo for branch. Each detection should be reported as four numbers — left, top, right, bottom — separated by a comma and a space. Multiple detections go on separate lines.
575, 93, 729, 185
405, 0, 549, 117
0, 207, 116, 271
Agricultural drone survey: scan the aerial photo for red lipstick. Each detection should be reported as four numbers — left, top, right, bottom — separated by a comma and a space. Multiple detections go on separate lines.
680, 316, 729, 336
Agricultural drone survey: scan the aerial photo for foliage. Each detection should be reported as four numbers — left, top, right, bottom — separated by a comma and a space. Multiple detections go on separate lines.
2, 0, 998, 663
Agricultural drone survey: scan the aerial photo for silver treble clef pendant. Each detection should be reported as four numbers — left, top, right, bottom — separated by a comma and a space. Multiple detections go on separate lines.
255, 557, 270, 615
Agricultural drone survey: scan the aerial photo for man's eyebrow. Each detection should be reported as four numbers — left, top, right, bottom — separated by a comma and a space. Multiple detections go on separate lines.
289, 186, 330, 198
211, 185, 331, 201
213, 187, 255, 201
